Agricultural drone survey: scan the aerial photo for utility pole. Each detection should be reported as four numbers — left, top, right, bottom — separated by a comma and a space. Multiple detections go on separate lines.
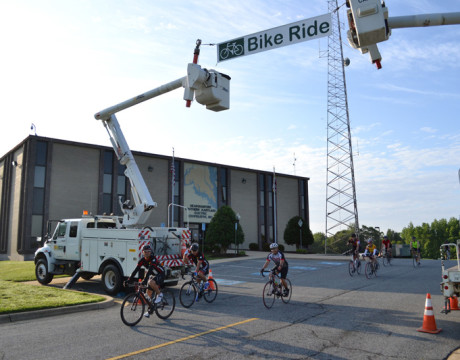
325, 0, 360, 253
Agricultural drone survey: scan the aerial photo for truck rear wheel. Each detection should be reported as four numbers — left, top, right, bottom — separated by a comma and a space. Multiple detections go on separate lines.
35, 258, 54, 285
101, 264, 122, 296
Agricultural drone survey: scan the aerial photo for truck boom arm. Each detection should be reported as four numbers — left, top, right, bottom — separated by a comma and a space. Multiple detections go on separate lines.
94, 63, 230, 227
95, 77, 186, 227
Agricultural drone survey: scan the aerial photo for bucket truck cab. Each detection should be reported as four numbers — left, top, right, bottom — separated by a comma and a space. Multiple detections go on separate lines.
34, 215, 191, 295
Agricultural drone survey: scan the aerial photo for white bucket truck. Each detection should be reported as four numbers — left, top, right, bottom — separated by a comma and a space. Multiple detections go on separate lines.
440, 240, 460, 313
34, 46, 230, 295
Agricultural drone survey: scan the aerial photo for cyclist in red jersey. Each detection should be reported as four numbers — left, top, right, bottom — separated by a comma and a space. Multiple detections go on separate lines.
347, 233, 361, 267
126, 244, 165, 317
187, 243, 210, 301
381, 235, 392, 258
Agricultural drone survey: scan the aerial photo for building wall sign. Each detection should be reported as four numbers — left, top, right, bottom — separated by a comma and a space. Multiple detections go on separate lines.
184, 163, 217, 223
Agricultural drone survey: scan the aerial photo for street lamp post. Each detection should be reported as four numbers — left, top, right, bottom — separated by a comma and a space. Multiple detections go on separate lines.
234, 213, 240, 255
298, 219, 303, 250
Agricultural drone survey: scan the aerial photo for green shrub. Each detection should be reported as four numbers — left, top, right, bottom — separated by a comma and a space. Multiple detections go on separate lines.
262, 242, 270, 252
249, 243, 259, 251
278, 244, 285, 252
296, 248, 307, 254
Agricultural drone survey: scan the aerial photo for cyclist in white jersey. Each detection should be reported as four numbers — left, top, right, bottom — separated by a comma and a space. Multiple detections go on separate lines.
260, 243, 289, 296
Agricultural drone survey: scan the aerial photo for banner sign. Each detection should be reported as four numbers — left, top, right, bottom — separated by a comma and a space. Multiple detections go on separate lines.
217, 13, 331, 62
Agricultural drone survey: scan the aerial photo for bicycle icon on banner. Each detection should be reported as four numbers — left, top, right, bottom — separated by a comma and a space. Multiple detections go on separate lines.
219, 41, 244, 60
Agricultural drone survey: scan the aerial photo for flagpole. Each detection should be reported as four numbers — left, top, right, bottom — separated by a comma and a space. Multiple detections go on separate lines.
171, 147, 175, 227
273, 166, 277, 244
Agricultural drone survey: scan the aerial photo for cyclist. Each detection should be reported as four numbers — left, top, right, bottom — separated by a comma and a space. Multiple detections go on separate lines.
260, 243, 289, 297
410, 236, 421, 265
443, 241, 450, 260
363, 239, 379, 268
347, 233, 361, 269
126, 244, 165, 318
381, 235, 392, 258
187, 242, 210, 301
182, 241, 193, 273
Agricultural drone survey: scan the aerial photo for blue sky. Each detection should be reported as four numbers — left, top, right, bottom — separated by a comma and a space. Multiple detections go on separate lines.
1, 1, 459, 234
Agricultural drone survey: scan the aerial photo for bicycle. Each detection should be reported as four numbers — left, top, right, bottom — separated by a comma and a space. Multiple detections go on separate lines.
348, 255, 361, 276
120, 281, 175, 326
381, 248, 392, 267
411, 249, 421, 268
364, 256, 379, 279
261, 269, 292, 309
179, 271, 218, 308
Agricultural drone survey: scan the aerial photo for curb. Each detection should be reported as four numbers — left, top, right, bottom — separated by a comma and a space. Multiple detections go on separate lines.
0, 295, 114, 324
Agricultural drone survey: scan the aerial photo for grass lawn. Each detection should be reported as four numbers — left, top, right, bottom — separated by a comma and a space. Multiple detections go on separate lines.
0, 261, 105, 315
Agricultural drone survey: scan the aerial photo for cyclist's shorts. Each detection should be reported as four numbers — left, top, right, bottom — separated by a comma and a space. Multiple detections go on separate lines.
273, 265, 288, 279
149, 273, 165, 287
198, 264, 209, 276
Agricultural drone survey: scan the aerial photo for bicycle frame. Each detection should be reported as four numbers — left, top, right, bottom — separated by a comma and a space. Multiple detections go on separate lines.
261, 269, 292, 309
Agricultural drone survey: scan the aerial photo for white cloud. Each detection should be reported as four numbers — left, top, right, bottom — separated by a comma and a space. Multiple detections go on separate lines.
420, 127, 437, 133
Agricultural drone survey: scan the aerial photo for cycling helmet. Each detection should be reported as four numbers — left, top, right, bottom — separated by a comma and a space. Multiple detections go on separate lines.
142, 244, 152, 252
367, 238, 373, 244
351, 233, 356, 238
270, 243, 279, 249
191, 243, 199, 252
383, 235, 388, 239
412, 236, 416, 240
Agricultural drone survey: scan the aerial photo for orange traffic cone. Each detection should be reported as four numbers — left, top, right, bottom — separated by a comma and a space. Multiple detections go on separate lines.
449, 295, 460, 311
208, 269, 216, 290
417, 293, 442, 334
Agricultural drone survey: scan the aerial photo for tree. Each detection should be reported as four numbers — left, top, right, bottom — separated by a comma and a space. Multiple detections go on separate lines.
283, 216, 314, 249
310, 232, 326, 253
205, 205, 244, 254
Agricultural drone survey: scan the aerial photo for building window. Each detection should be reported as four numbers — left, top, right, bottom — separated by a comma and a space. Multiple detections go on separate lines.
267, 174, 274, 243
171, 160, 180, 226
299, 179, 306, 221
115, 162, 127, 215
31, 141, 47, 238
102, 150, 127, 216
102, 151, 113, 215
258, 174, 265, 243
220, 167, 228, 205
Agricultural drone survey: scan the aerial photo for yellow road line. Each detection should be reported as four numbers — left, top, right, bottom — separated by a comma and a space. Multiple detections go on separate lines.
106, 317, 258, 360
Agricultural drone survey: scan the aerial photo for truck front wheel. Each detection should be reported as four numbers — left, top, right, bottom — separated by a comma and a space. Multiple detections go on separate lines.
101, 264, 122, 296
35, 258, 54, 284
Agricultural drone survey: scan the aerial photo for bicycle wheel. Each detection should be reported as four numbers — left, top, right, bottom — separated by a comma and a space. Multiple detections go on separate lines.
348, 261, 356, 277
365, 262, 373, 279
281, 278, 292, 304
382, 255, 389, 267
120, 293, 145, 326
374, 261, 379, 277
356, 259, 362, 274
155, 289, 175, 319
179, 281, 197, 308
263, 281, 275, 309
412, 254, 417, 268
203, 279, 218, 303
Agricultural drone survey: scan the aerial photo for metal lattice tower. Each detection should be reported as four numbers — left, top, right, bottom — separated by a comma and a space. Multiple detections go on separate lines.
325, 0, 359, 251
